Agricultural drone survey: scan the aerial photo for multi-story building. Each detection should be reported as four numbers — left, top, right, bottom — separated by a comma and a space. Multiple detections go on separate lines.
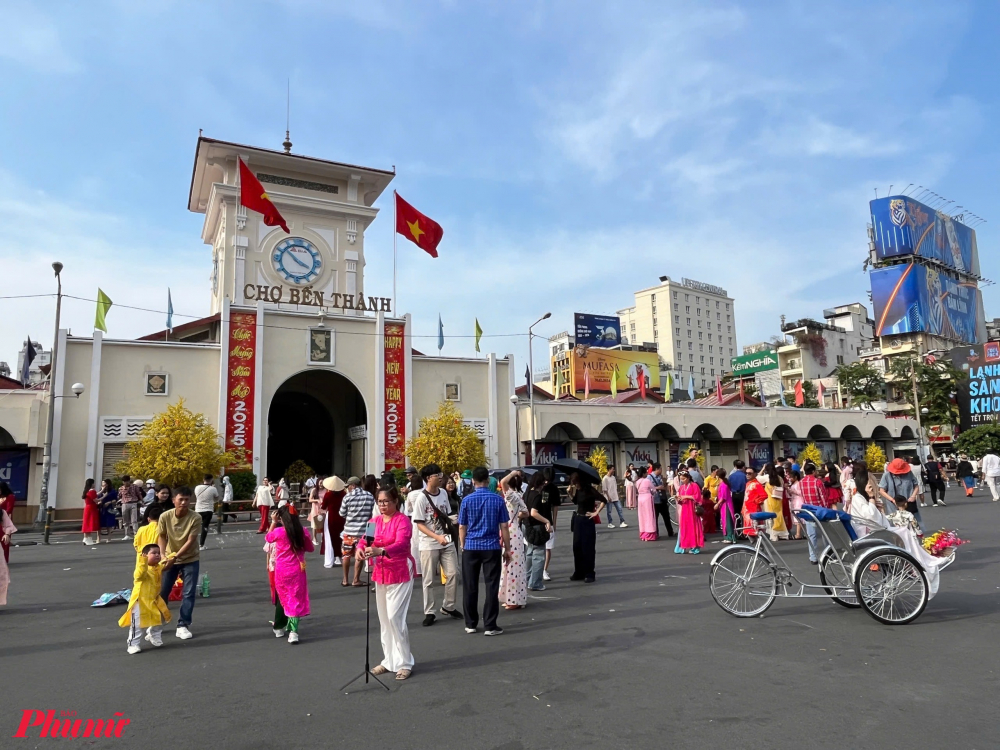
617, 276, 738, 395
775, 303, 875, 407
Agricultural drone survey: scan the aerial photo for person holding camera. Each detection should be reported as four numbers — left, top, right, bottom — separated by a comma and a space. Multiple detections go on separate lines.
409, 463, 462, 627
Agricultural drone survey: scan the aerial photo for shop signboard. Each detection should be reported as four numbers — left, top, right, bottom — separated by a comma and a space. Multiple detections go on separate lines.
870, 195, 977, 274
951, 341, 1000, 431
573, 348, 660, 393
527, 443, 566, 466
746, 441, 773, 470
224, 310, 257, 468
383, 322, 406, 470
871, 263, 980, 344
623, 442, 658, 466
574, 313, 622, 348
0, 449, 30, 503
730, 350, 778, 379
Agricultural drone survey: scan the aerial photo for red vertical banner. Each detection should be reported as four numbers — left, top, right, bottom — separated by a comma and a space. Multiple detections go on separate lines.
225, 311, 257, 468
384, 322, 406, 470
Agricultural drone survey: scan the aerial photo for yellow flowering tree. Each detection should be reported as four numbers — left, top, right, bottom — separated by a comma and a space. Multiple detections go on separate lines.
587, 445, 609, 478
684, 444, 705, 471
797, 442, 823, 467
865, 442, 887, 472
405, 401, 487, 476
116, 399, 235, 487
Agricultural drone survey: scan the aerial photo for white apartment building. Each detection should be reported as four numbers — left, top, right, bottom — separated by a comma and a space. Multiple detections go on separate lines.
618, 276, 738, 394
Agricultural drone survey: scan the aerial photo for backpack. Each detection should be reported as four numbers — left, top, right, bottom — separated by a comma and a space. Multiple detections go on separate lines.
459, 479, 475, 498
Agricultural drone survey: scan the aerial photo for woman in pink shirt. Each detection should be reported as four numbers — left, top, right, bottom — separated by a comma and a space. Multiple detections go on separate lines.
357, 486, 416, 680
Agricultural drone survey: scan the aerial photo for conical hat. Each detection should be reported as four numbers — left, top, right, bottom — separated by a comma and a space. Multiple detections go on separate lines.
322, 475, 346, 491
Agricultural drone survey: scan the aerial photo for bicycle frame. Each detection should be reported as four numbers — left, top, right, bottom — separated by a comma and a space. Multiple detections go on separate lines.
728, 509, 855, 600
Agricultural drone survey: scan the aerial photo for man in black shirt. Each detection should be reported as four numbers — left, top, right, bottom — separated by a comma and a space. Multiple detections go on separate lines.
541, 470, 560, 582
523, 474, 554, 590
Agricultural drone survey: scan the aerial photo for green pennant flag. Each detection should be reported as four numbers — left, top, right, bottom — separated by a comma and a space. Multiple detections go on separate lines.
610, 364, 618, 399
474, 318, 483, 353
94, 288, 113, 333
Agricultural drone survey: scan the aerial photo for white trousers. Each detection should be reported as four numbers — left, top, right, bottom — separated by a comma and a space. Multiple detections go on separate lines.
323, 513, 336, 568
419, 545, 459, 614
375, 580, 414, 672
987, 475, 1000, 501
127, 604, 162, 648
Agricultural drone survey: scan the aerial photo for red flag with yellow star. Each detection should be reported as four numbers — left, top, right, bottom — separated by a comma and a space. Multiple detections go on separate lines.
395, 192, 443, 258
239, 157, 289, 233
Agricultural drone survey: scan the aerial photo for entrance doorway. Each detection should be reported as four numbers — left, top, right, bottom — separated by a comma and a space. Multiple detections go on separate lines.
266, 370, 367, 482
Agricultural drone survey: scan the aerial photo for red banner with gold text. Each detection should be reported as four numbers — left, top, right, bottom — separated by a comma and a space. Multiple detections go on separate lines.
384, 322, 406, 470
225, 311, 257, 468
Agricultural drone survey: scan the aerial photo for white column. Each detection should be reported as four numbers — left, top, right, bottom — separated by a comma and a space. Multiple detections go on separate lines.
252, 300, 265, 480
234, 248, 246, 304
217, 297, 231, 441
83, 330, 103, 481
487, 353, 499, 469
403, 313, 414, 466
507, 353, 517, 466
49, 328, 68, 509
374, 311, 386, 473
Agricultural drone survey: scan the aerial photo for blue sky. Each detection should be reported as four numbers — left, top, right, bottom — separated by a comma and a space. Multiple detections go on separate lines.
2, 0, 998, 375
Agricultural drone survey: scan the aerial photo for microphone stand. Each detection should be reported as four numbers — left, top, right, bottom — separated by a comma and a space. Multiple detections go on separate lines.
340, 543, 390, 692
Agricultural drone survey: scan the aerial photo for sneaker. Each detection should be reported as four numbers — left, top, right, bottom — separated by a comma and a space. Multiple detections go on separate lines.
288, 632, 299, 644
122, 535, 131, 541
144, 631, 163, 648
333, 557, 342, 566
920, 503, 927, 507
422, 614, 436, 627
619, 522, 628, 528
127, 645, 141, 655
484, 628, 504, 636
938, 499, 947, 506
199, 545, 206, 551
542, 571, 551, 581
440, 607, 463, 619
607, 523, 616, 528
273, 628, 285, 638
175, 626, 193, 640
465, 627, 477, 634
528, 585, 547, 591
583, 576, 595, 583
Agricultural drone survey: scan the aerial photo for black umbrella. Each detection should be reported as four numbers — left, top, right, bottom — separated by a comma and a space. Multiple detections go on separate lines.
552, 457, 600, 483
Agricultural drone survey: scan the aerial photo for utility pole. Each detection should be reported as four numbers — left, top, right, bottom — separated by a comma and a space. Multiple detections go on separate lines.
910, 355, 938, 461
37, 262, 63, 531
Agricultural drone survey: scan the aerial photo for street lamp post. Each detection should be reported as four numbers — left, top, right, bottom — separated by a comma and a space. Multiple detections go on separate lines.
42, 382, 85, 544
37, 262, 64, 527
527, 312, 551, 464
509, 394, 520, 464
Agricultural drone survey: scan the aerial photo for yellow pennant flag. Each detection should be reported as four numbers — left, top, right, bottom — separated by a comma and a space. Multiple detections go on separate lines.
610, 364, 618, 399
474, 318, 483, 353
94, 288, 113, 333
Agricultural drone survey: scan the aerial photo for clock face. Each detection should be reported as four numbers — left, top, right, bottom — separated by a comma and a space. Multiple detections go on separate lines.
272, 238, 322, 284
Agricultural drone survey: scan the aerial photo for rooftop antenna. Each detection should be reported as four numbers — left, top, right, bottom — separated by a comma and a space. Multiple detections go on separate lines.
888, 184, 893, 195
874, 187, 878, 199
282, 78, 292, 154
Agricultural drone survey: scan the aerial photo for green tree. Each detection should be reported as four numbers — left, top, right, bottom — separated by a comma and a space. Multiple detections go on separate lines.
954, 423, 1000, 458
405, 401, 488, 475
887, 356, 965, 426
836, 361, 884, 409
116, 399, 235, 487
282, 460, 314, 485
225, 470, 257, 500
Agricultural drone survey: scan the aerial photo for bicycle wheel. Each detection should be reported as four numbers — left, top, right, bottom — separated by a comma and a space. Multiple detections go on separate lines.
818, 548, 859, 608
710, 546, 777, 617
853, 549, 928, 625
668, 497, 679, 527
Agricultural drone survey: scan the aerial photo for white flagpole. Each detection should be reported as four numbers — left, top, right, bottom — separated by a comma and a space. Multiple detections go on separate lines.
392, 190, 397, 316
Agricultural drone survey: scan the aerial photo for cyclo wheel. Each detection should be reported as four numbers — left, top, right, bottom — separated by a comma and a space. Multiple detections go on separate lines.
818, 547, 859, 608
853, 548, 928, 625
667, 497, 679, 527
710, 546, 777, 617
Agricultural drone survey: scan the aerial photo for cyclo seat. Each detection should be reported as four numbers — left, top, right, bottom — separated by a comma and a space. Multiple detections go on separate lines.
749, 511, 776, 521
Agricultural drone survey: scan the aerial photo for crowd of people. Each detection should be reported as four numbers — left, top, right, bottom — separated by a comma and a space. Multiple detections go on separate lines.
16, 444, 992, 679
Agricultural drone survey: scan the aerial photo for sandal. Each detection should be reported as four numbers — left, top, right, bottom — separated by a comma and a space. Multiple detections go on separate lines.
395, 669, 411, 680
371, 665, 389, 675
351, 582, 365, 587
341, 582, 350, 587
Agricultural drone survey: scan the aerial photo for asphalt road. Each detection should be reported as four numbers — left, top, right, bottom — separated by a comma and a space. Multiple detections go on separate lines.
3, 485, 999, 749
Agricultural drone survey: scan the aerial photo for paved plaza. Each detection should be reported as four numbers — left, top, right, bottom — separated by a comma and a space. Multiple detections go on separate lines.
3, 486, 999, 749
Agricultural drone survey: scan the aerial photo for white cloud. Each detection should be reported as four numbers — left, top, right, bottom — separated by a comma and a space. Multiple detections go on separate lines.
0, 4, 79, 74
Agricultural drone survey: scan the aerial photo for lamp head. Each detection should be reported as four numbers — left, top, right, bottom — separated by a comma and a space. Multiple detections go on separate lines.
541, 312, 551, 320
920, 407, 929, 415
70, 383, 85, 397
52, 262, 63, 276
509, 394, 518, 404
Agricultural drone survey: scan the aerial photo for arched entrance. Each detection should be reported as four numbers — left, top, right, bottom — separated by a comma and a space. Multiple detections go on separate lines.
266, 370, 367, 482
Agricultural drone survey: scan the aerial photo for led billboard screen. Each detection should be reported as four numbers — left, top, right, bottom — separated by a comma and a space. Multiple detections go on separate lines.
870, 195, 978, 274
871, 263, 979, 344
574, 313, 623, 348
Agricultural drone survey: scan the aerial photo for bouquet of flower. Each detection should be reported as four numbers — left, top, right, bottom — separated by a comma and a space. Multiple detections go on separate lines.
922, 529, 969, 557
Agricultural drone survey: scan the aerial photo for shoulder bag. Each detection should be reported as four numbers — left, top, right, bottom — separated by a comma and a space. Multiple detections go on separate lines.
522, 489, 550, 547
422, 490, 459, 546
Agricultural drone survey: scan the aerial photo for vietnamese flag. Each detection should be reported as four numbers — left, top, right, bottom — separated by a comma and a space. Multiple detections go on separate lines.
395, 192, 443, 257
239, 158, 289, 233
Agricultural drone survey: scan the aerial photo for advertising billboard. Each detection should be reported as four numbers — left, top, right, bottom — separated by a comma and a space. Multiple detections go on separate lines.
746, 441, 773, 470
624, 442, 658, 466
950, 341, 1000, 431
871, 263, 980, 344
0, 450, 30, 504
526, 443, 566, 465
870, 196, 978, 274
730, 350, 778, 378
572, 348, 660, 393
574, 314, 622, 348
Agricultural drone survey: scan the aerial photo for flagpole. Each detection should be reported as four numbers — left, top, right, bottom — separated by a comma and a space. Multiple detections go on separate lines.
392, 190, 397, 317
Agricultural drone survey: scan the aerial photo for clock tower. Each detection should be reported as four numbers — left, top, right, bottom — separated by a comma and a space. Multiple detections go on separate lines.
188, 136, 395, 314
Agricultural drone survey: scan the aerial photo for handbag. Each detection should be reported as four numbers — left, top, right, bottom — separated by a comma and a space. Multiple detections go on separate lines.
422, 490, 459, 545
522, 489, 550, 546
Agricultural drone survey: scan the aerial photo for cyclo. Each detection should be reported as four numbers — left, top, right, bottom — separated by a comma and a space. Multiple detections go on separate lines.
708, 505, 955, 625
